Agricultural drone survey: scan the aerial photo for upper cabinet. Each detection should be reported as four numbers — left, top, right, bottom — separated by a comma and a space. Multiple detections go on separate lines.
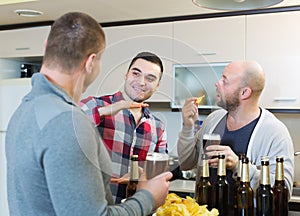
246, 11, 300, 109
82, 22, 173, 102
173, 16, 246, 64
0, 26, 50, 58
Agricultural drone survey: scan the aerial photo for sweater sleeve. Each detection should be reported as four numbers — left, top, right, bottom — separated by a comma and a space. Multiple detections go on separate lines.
39, 111, 155, 216
177, 125, 199, 170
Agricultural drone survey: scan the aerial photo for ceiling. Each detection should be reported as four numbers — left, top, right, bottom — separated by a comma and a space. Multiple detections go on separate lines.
0, 0, 300, 27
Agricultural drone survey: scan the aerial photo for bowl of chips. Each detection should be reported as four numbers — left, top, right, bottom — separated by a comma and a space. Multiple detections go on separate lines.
154, 193, 218, 216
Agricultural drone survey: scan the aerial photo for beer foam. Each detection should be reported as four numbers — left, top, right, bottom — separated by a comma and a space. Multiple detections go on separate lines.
146, 153, 169, 161
203, 133, 221, 140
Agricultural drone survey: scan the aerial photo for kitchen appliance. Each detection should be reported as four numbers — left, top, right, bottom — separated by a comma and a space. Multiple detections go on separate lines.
0, 78, 32, 216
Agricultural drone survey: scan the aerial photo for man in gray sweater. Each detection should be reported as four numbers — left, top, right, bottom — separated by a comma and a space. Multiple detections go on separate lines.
177, 61, 294, 207
5, 12, 172, 216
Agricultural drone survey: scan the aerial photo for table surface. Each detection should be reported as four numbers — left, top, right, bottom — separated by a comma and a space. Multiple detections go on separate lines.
169, 179, 195, 193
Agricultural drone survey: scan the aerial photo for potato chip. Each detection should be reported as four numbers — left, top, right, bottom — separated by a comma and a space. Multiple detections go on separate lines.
156, 193, 219, 216
195, 95, 205, 105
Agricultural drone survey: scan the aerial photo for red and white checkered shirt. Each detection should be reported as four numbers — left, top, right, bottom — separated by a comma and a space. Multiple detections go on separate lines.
80, 91, 167, 203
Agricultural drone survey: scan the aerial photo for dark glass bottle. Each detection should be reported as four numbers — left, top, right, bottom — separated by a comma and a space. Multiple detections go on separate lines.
234, 154, 245, 216
214, 153, 229, 216
273, 156, 288, 216
195, 154, 212, 210
126, 155, 139, 198
237, 156, 254, 216
256, 156, 274, 216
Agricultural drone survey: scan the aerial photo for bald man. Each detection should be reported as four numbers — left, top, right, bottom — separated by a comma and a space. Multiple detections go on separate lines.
177, 61, 294, 208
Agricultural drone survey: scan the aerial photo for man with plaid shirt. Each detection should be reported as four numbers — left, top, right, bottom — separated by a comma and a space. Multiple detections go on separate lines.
81, 52, 168, 203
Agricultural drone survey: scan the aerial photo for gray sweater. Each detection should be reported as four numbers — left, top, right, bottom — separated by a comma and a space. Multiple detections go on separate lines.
177, 108, 294, 199
6, 73, 154, 216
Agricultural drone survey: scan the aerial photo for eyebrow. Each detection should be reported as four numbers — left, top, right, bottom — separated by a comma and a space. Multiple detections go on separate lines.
131, 67, 142, 72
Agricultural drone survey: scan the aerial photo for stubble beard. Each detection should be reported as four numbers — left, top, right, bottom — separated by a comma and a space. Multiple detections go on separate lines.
217, 91, 240, 112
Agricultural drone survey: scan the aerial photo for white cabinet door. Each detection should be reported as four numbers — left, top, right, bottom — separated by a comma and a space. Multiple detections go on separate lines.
246, 12, 300, 109
82, 22, 173, 102
173, 16, 246, 64
0, 26, 50, 58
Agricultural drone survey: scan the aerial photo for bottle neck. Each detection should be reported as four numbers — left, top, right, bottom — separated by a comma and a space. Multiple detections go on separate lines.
241, 161, 250, 183
261, 164, 271, 185
217, 157, 226, 177
275, 161, 284, 181
201, 159, 210, 178
130, 160, 139, 181
237, 159, 242, 178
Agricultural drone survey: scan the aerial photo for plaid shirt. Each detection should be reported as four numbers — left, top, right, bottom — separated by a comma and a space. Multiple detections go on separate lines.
80, 91, 167, 203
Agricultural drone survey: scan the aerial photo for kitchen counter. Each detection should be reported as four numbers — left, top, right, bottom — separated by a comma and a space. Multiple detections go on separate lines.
170, 179, 195, 194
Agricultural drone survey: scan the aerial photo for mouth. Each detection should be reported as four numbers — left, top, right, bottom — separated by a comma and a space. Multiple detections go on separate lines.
132, 86, 146, 93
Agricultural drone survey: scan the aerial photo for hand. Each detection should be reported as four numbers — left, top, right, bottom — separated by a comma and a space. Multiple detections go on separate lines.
182, 98, 199, 128
98, 100, 149, 116
206, 145, 239, 171
137, 171, 173, 210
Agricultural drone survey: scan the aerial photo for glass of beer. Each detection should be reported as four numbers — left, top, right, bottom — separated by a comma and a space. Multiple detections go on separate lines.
145, 153, 169, 179
203, 133, 221, 157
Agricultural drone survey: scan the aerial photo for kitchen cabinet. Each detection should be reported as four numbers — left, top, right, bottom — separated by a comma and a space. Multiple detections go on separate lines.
82, 22, 173, 102
246, 11, 300, 109
173, 16, 246, 64
0, 26, 50, 58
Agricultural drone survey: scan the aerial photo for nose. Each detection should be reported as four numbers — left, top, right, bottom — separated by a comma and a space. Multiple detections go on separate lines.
215, 79, 220, 88
137, 75, 146, 86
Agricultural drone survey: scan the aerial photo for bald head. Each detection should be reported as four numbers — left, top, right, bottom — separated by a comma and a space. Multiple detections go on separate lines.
230, 61, 265, 98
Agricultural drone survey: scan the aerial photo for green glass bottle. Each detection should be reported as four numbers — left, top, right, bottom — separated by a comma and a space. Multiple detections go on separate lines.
214, 153, 229, 216
237, 156, 253, 216
195, 154, 212, 210
272, 156, 288, 216
256, 156, 273, 216
126, 155, 139, 198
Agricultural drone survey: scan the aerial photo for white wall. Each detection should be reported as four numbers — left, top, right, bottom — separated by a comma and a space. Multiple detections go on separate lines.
0, 132, 9, 216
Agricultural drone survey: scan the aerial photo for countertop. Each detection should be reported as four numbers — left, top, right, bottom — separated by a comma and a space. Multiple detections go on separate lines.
169, 179, 195, 193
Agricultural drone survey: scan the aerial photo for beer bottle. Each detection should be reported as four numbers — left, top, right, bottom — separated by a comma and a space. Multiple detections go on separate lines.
273, 156, 288, 216
234, 154, 245, 216
214, 153, 229, 216
126, 155, 139, 198
237, 156, 254, 216
195, 154, 212, 210
256, 156, 273, 216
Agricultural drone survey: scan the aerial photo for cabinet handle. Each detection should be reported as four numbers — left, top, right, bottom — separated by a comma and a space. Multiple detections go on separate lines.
15, 47, 30, 51
273, 97, 296, 102
197, 52, 216, 56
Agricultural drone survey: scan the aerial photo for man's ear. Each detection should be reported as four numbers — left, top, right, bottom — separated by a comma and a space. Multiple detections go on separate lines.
241, 86, 252, 100
85, 53, 97, 74
44, 39, 47, 49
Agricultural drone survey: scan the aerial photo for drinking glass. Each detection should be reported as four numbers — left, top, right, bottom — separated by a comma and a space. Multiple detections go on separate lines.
145, 153, 169, 179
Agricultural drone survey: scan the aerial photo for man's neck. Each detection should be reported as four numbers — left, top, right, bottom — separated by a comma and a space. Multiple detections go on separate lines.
41, 67, 84, 104
226, 106, 260, 131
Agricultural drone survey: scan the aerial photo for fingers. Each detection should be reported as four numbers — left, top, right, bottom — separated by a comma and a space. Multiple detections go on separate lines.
130, 102, 149, 109
205, 145, 238, 170
110, 177, 129, 184
153, 171, 173, 181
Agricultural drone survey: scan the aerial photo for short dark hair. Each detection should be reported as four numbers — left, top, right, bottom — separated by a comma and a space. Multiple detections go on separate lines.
128, 52, 164, 80
43, 12, 105, 73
